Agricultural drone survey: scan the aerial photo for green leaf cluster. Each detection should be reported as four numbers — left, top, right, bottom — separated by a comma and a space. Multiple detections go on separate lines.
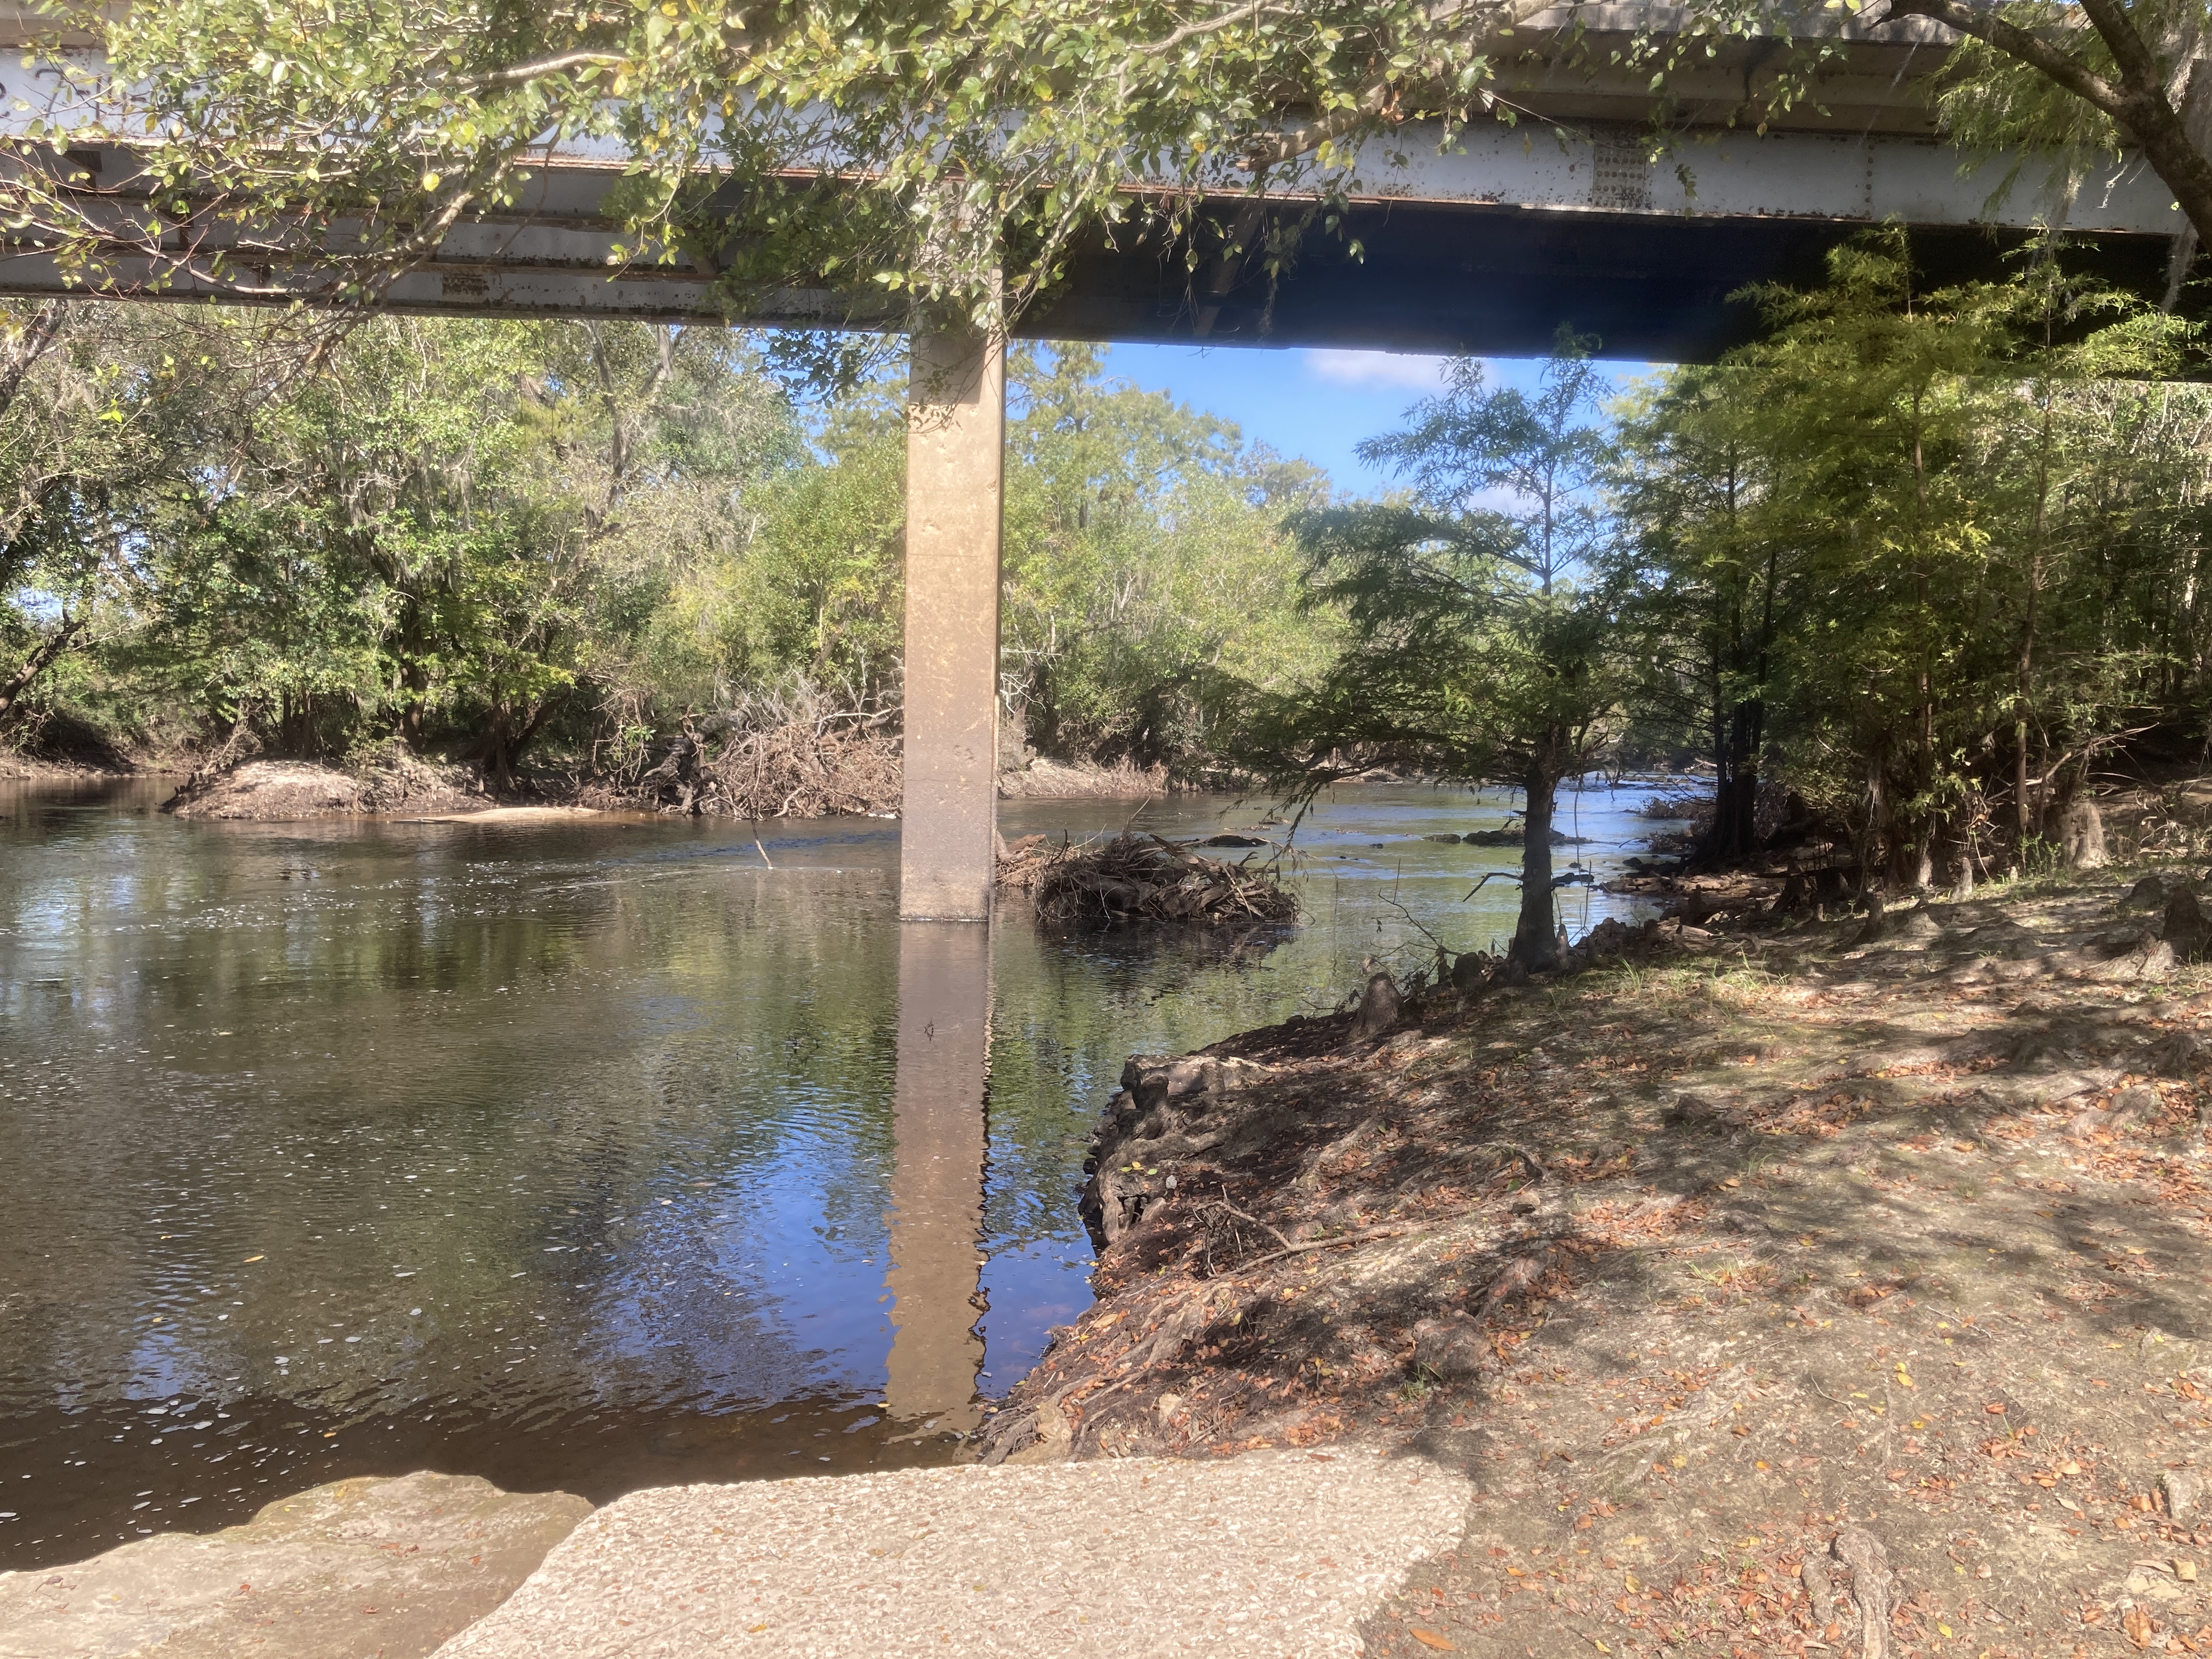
12, 0, 1568, 330
1615, 228, 2211, 879
0, 308, 1324, 783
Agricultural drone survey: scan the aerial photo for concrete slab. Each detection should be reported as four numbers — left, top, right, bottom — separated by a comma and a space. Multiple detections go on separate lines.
0, 1471, 591, 1659
435, 1449, 1469, 1658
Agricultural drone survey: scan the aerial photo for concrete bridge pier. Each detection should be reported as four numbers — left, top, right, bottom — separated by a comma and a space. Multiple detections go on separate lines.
881, 919, 990, 1432
899, 315, 1006, 922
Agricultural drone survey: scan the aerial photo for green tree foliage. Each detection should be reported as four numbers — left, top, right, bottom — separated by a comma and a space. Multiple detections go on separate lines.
12, 0, 1571, 341
1002, 344, 1331, 772
0, 308, 1322, 786
0, 302, 332, 736
116, 314, 802, 771
1615, 230, 2210, 885
1240, 340, 1629, 970
1607, 363, 1785, 862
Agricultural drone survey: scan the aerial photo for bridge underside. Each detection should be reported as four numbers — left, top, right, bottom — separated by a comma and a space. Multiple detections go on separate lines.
14, 216, 2187, 363
1030, 205, 2179, 360
1, 109, 2183, 362
3, 192, 2177, 363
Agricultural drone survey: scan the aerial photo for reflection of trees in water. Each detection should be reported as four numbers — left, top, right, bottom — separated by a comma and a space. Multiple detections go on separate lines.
1041, 917, 1295, 980
980, 917, 1296, 1252
0, 832, 923, 1452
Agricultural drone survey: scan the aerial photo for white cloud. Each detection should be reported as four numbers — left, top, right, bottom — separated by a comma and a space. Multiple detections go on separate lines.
1302, 349, 1459, 391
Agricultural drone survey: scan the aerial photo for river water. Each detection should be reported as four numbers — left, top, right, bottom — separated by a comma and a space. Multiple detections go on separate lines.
0, 777, 1679, 1568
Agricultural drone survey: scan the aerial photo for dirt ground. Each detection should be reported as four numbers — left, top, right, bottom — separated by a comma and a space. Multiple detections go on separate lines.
985, 865, 2212, 1658
0, 753, 140, 782
160, 752, 517, 819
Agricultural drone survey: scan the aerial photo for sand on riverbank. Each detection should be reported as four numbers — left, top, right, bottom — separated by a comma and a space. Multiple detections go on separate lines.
395, 805, 605, 825
163, 757, 497, 819
163, 763, 615, 823
988, 863, 2212, 1656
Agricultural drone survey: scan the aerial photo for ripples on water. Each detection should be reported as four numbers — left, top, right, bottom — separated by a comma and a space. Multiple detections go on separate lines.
0, 777, 1674, 1567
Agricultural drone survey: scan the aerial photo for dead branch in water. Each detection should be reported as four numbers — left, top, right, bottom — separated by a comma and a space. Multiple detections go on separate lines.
997, 831, 1299, 926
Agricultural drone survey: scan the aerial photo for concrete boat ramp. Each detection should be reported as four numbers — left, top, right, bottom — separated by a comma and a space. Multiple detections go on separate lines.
1, 1451, 1470, 1658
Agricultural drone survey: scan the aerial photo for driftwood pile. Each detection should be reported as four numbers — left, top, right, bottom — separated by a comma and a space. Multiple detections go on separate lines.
998, 832, 1299, 927
599, 691, 901, 818
698, 710, 900, 818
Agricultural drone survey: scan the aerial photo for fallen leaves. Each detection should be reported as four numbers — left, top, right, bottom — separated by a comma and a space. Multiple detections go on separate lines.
1009, 873, 2212, 1658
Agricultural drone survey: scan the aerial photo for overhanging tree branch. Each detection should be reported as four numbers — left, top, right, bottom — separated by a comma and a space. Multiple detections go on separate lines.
1876, 0, 2127, 121
446, 51, 630, 93
0, 613, 84, 719
1877, 0, 2212, 254
2075, 0, 2166, 97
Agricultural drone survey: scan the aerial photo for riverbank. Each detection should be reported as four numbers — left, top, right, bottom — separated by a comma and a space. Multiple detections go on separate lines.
0, 727, 176, 783
157, 752, 1187, 820
988, 864, 2212, 1656
0, 752, 150, 784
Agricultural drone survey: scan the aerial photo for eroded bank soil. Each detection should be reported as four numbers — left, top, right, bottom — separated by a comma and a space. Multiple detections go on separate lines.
988, 868, 2212, 1658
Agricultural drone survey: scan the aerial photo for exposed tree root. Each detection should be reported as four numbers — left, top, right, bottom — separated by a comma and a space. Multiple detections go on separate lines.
991, 861, 2212, 1657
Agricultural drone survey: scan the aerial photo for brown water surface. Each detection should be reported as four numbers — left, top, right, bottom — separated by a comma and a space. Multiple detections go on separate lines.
0, 776, 1668, 1567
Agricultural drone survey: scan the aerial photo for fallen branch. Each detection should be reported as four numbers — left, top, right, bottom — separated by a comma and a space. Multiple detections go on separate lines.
1238, 1218, 1438, 1269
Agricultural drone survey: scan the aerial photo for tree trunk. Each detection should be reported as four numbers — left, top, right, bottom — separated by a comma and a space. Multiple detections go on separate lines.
0, 617, 85, 719
1700, 699, 1763, 863
392, 594, 431, 748
469, 690, 571, 783
1949, 821, 1977, 900
277, 691, 322, 757
2015, 576, 2040, 851
1884, 0, 2212, 257
1860, 744, 1890, 896
1511, 756, 1561, 973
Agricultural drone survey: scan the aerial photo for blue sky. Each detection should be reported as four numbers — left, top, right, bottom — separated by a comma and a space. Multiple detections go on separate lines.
1099, 343, 1650, 495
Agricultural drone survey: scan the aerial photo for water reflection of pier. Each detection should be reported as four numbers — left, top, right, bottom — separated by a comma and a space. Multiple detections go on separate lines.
882, 922, 989, 1432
